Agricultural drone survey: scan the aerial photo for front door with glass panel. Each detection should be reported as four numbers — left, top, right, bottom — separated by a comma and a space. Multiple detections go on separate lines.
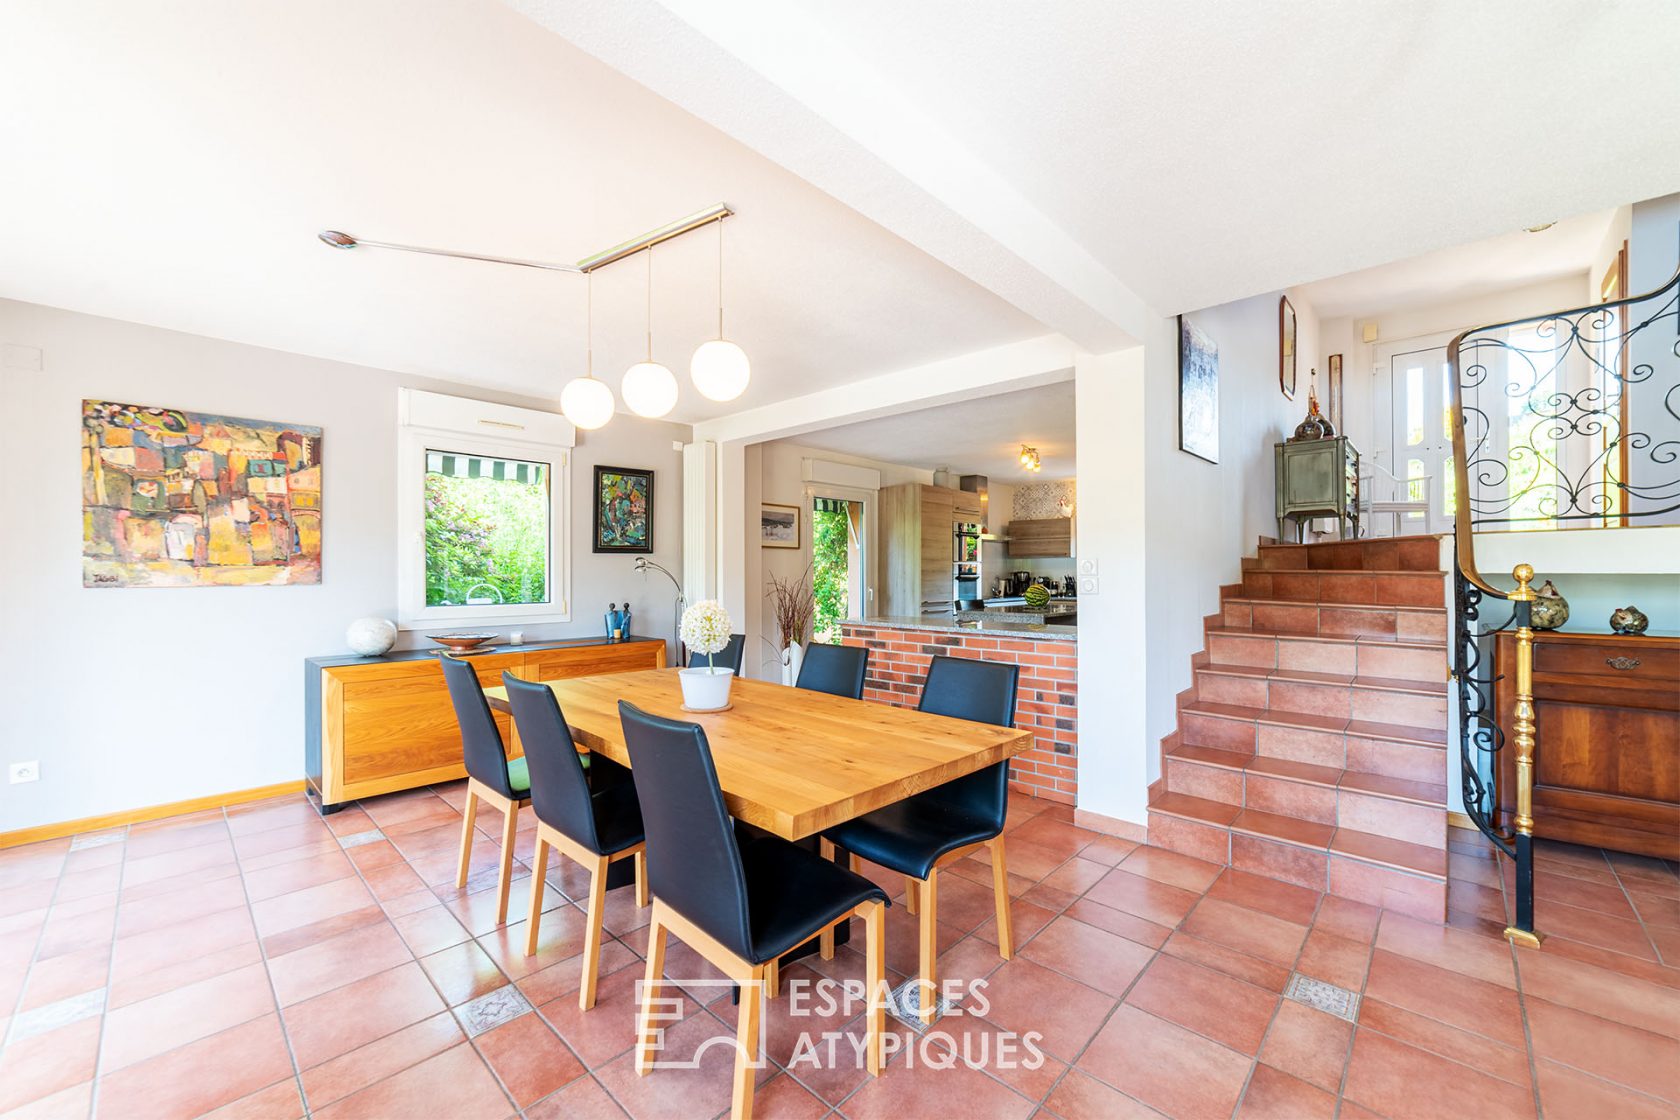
1379, 336, 1457, 535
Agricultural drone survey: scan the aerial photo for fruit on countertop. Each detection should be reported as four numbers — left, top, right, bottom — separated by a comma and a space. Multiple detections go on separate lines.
1022, 583, 1051, 609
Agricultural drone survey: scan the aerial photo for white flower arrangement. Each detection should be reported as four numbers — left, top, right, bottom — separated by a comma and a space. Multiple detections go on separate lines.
680, 599, 734, 671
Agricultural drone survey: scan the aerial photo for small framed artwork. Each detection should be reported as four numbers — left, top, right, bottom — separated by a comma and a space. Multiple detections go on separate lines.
1327, 353, 1344, 431
760, 502, 801, 549
1279, 295, 1298, 400
592, 465, 653, 553
1177, 314, 1219, 463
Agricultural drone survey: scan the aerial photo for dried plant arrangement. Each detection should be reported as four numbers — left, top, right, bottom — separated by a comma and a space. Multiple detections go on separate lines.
766, 567, 815, 650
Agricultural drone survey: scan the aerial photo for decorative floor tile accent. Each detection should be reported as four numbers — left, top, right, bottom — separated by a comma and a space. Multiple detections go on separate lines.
69, 830, 127, 851
883, 977, 958, 1033
453, 985, 530, 1038
1283, 973, 1359, 1022
6, 987, 107, 1043
338, 829, 387, 848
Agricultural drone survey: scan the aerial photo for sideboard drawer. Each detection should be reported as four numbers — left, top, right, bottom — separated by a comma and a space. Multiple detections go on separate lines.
1534, 637, 1679, 683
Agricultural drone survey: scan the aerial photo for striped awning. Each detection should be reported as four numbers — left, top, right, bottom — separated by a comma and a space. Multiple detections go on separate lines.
426, 452, 545, 484
813, 497, 849, 514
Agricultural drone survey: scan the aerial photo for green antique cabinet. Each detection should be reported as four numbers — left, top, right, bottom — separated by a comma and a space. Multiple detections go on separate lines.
1275, 437, 1359, 542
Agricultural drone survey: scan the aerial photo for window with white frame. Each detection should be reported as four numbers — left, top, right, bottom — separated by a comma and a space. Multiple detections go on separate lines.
397, 389, 574, 629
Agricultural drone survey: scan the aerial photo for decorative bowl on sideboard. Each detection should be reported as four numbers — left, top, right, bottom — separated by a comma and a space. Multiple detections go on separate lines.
426, 632, 498, 654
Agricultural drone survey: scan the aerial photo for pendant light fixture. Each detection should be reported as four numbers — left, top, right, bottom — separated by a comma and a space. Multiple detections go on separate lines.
560, 272, 615, 430
690, 218, 751, 402
621, 247, 679, 419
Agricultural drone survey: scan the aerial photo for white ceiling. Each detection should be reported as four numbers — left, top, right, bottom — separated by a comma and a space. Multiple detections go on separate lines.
793, 382, 1076, 483
0, 0, 1043, 423
1296, 209, 1615, 320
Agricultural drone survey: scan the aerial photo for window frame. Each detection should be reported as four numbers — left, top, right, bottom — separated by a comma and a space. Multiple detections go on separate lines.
396, 389, 574, 631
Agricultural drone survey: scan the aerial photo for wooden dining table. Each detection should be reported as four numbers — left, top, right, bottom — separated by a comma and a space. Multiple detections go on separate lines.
481, 667, 1032, 841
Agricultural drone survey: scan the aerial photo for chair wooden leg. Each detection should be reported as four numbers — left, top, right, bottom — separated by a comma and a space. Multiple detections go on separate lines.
523, 837, 550, 956
904, 875, 918, 916
861, 900, 886, 1076
731, 966, 765, 1120
635, 907, 669, 1076
917, 867, 938, 1025
633, 849, 649, 909
765, 956, 780, 1000
579, 854, 610, 1011
818, 839, 837, 960
455, 787, 479, 889
989, 835, 1013, 959
494, 800, 519, 925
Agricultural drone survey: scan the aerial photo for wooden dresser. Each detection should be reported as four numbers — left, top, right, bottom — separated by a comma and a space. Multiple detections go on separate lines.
1495, 630, 1678, 859
305, 637, 665, 812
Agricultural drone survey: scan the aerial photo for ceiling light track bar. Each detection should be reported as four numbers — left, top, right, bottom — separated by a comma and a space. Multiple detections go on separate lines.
316, 203, 733, 276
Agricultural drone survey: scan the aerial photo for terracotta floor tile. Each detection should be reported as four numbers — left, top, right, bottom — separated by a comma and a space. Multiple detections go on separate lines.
1203, 868, 1321, 926
539, 960, 697, 1070
523, 1073, 630, 1120
419, 940, 510, 1006
0, 1080, 92, 1120
1124, 953, 1278, 1055
924, 1011, 1067, 1102
1374, 911, 1516, 988
1005, 816, 1101, 861
1525, 996, 1680, 1102
1077, 835, 1140, 867
1161, 932, 1292, 992
1179, 897, 1308, 967
590, 1010, 776, 1120
299, 1011, 465, 1110
282, 961, 449, 1069
1518, 949, 1680, 1039
1256, 999, 1350, 1091
969, 957, 1116, 1061
1294, 926, 1371, 990
1083, 869, 1201, 927
107, 904, 258, 989
970, 837, 1070, 882
1076, 1004, 1252, 1120
1018, 915, 1155, 998
267, 918, 412, 1006
391, 904, 474, 958
95, 1014, 295, 1120
260, 904, 386, 959
972, 895, 1057, 949
0, 1017, 101, 1113
1061, 897, 1173, 950
824, 1042, 1035, 1120
1356, 997, 1529, 1087
515, 939, 638, 1008
311, 1043, 513, 1120
1363, 950, 1526, 1049
99, 960, 276, 1072
198, 1077, 306, 1120
472, 1010, 585, 1107
1236, 1063, 1337, 1119
250, 876, 375, 939
1535, 1059, 1676, 1120
1042, 1069, 1164, 1119
1536, 898, 1660, 960
15, 944, 110, 1012
1344, 1029, 1535, 1120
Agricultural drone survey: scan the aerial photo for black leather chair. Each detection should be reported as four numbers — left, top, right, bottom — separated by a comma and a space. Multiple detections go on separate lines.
687, 632, 746, 675
503, 674, 647, 1009
794, 642, 869, 699
820, 655, 1019, 1022
440, 655, 531, 925
620, 701, 889, 1118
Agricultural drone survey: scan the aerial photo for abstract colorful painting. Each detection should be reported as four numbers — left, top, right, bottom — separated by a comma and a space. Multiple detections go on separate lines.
592, 464, 653, 553
1178, 315, 1219, 463
82, 400, 322, 587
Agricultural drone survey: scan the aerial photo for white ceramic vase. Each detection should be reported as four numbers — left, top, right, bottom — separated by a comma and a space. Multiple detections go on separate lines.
346, 617, 397, 657
781, 642, 804, 687
679, 666, 735, 711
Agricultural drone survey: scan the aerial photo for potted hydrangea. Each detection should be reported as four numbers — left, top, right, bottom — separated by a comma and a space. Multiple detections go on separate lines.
678, 599, 736, 710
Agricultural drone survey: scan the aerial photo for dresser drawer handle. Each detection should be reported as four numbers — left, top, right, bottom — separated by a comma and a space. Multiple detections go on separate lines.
1606, 656, 1642, 671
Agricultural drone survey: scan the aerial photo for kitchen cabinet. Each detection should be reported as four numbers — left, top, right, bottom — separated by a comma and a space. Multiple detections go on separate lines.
1006, 518, 1074, 558
882, 482, 977, 615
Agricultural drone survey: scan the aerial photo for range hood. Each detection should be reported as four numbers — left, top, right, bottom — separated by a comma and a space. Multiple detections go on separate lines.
960, 474, 1008, 539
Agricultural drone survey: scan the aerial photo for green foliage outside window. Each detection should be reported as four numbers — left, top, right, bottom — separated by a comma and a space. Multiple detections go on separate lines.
424, 467, 549, 607
811, 505, 850, 644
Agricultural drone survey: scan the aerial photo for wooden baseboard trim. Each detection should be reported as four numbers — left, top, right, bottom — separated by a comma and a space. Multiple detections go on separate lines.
0, 780, 308, 849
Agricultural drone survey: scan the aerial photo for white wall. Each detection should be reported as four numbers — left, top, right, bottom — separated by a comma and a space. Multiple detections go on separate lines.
0, 300, 689, 832
1139, 290, 1320, 775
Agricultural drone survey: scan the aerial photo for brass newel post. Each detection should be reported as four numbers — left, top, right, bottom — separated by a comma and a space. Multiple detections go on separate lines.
1504, 563, 1543, 948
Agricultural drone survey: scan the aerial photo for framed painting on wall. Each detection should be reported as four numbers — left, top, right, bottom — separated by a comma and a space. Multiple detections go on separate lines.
1177, 315, 1219, 463
760, 502, 801, 548
592, 464, 653, 553
1327, 353, 1344, 431
1279, 295, 1298, 400
81, 399, 322, 587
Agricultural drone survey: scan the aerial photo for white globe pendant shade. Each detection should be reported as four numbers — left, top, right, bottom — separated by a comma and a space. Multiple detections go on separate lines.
559, 376, 615, 430
690, 338, 751, 402
621, 361, 679, 418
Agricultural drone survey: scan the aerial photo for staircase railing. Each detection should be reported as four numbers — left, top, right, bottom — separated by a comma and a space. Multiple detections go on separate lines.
1447, 261, 1680, 948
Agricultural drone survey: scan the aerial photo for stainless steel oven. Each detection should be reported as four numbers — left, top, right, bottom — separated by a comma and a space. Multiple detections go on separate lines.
952, 523, 982, 606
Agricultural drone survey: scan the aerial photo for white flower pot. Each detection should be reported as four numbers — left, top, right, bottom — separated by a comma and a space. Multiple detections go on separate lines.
781, 642, 804, 687
679, 666, 735, 711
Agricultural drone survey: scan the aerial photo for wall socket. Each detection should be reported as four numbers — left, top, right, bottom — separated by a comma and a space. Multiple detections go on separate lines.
1078, 556, 1099, 595
9, 761, 40, 784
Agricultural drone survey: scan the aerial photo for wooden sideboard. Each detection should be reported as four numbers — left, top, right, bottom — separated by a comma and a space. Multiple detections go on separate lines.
305, 637, 666, 812
1495, 630, 1678, 859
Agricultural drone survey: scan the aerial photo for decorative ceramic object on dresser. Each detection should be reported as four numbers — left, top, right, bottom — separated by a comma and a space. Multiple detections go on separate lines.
1610, 604, 1650, 634
346, 616, 397, 656
679, 599, 736, 710
767, 568, 815, 685
1529, 580, 1569, 630
1290, 373, 1334, 441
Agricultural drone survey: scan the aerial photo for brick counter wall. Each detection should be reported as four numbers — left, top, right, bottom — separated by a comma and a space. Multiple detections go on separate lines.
839, 623, 1078, 805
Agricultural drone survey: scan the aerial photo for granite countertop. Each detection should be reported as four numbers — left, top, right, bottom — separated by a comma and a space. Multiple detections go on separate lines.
306, 633, 664, 668
956, 603, 1078, 624
848, 615, 1078, 642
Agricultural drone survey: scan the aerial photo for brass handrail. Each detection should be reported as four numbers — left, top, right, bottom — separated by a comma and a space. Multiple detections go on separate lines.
1446, 263, 1680, 596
